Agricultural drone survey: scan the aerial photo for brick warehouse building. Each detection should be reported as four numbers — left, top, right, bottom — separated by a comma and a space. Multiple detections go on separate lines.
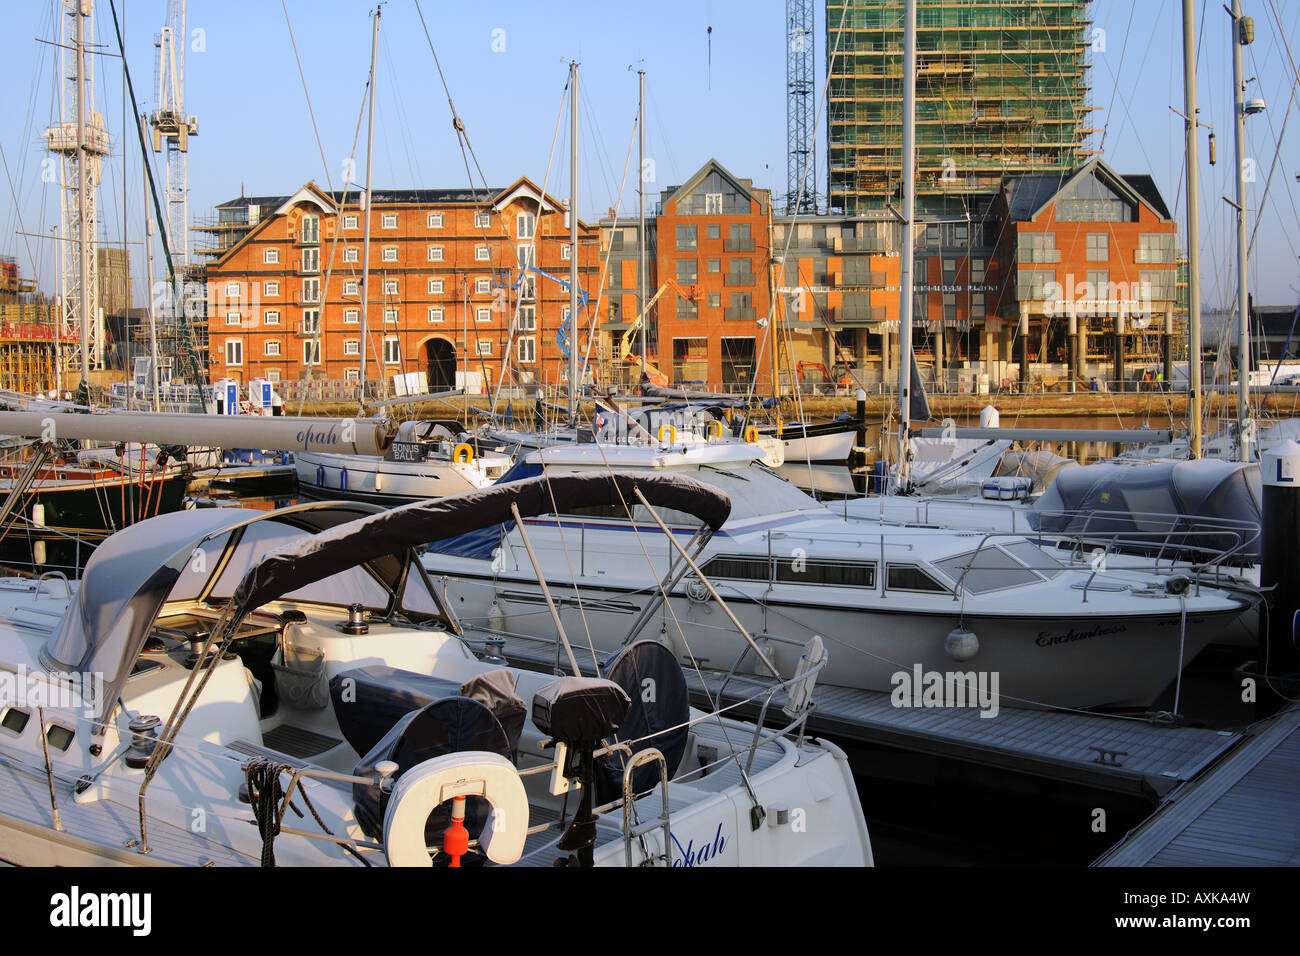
201, 179, 600, 393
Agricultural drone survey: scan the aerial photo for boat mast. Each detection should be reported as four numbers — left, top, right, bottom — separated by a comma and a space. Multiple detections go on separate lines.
1230, 0, 1254, 461
638, 68, 647, 382
74, 4, 92, 389
1182, 0, 1204, 459
358, 6, 380, 413
568, 60, 580, 426
143, 152, 161, 412
896, 0, 916, 489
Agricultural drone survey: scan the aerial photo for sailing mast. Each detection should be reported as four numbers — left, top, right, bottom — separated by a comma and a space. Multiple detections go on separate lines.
1230, 0, 1255, 461
638, 68, 647, 384
568, 60, 580, 426
896, 0, 917, 490
1182, 0, 1204, 459
358, 7, 380, 413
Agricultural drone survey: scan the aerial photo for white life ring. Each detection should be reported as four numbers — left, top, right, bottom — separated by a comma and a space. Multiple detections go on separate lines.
382, 751, 529, 866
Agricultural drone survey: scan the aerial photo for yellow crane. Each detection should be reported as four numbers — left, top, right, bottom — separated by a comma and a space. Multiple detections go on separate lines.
618, 279, 698, 387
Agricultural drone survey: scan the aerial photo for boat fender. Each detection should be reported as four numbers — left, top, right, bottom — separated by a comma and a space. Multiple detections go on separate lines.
382, 751, 529, 866
743, 425, 759, 443
657, 424, 677, 444
340, 467, 348, 492
453, 443, 475, 464
487, 600, 508, 632
315, 464, 325, 488
945, 626, 980, 662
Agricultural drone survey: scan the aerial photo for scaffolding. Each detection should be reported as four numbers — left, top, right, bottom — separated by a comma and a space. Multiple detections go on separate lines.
0, 304, 76, 394
827, 0, 1094, 217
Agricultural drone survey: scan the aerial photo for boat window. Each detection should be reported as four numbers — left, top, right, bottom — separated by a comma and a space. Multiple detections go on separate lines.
934, 547, 1042, 594
885, 564, 950, 593
45, 724, 74, 751
775, 558, 875, 588
704, 556, 771, 581
1003, 541, 1064, 579
0, 707, 29, 735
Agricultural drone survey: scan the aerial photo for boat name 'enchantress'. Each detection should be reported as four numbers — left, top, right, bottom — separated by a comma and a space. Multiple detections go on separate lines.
1034, 623, 1129, 647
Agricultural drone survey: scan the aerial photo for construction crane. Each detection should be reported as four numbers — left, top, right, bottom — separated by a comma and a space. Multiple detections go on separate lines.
45, 0, 110, 376
618, 279, 698, 387
498, 264, 594, 371
149, 0, 198, 274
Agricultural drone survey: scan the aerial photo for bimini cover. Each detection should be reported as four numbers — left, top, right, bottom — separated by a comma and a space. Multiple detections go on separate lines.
233, 471, 731, 613
39, 508, 259, 721
1031, 459, 1261, 561
352, 696, 510, 844
594, 641, 690, 804
40, 503, 384, 724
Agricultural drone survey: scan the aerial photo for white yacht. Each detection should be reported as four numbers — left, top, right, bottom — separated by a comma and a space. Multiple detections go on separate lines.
296, 420, 513, 506
0, 473, 871, 867
421, 441, 1256, 711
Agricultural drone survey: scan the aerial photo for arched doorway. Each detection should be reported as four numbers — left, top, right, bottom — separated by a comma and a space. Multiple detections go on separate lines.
425, 338, 456, 391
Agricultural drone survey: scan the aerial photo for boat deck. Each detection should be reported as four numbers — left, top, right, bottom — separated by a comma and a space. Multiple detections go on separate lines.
1095, 704, 1300, 866
0, 754, 251, 867
490, 633, 1243, 798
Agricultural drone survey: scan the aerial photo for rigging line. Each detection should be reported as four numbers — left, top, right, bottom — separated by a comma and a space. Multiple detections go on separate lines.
379, 30, 421, 190
1248, 6, 1300, 252
279, 0, 336, 195
302, 83, 370, 416
579, 114, 637, 383
490, 83, 568, 415
752, 0, 850, 415
106, 0, 203, 394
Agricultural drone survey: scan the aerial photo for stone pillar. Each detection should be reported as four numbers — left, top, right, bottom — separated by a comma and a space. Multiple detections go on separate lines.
1114, 305, 1127, 393
1019, 303, 1031, 391
935, 322, 946, 390
1067, 300, 1078, 393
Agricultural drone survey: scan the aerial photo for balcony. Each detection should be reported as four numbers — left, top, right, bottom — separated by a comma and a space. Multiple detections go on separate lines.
724, 272, 756, 287
294, 293, 321, 306
723, 237, 755, 252
295, 322, 322, 337
724, 307, 756, 321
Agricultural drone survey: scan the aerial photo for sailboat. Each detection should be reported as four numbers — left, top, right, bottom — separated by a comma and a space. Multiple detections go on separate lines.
0, 471, 872, 866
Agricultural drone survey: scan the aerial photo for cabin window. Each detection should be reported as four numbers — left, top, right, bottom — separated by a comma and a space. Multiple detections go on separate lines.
885, 564, 949, 593
0, 707, 29, 735
934, 548, 1041, 594
45, 724, 74, 752
775, 558, 875, 588
704, 556, 771, 582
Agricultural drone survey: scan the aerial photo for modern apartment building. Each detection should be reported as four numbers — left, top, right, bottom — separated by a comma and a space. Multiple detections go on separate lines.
826, 0, 1096, 219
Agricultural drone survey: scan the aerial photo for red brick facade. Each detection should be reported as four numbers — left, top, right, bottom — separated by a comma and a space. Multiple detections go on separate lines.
204, 179, 600, 393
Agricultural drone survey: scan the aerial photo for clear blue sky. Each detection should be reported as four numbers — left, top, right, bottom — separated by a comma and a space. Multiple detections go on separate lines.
2, 0, 1298, 316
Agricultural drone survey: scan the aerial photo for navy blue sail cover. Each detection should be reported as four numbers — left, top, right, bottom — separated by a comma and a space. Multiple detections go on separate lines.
594, 641, 690, 803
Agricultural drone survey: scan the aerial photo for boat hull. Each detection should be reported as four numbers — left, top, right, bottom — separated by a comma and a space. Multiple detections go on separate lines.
435, 563, 1239, 710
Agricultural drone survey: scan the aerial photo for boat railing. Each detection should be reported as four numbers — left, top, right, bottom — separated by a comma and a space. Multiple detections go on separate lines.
762, 509, 1257, 598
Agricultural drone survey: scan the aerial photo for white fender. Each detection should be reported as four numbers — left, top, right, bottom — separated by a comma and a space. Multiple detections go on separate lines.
383, 751, 529, 866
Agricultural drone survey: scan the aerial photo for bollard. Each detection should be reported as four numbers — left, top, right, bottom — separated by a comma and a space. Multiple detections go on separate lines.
1258, 438, 1300, 715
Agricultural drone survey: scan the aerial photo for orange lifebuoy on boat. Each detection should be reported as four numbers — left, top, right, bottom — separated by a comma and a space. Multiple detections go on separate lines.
743, 426, 759, 443
452, 443, 475, 464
